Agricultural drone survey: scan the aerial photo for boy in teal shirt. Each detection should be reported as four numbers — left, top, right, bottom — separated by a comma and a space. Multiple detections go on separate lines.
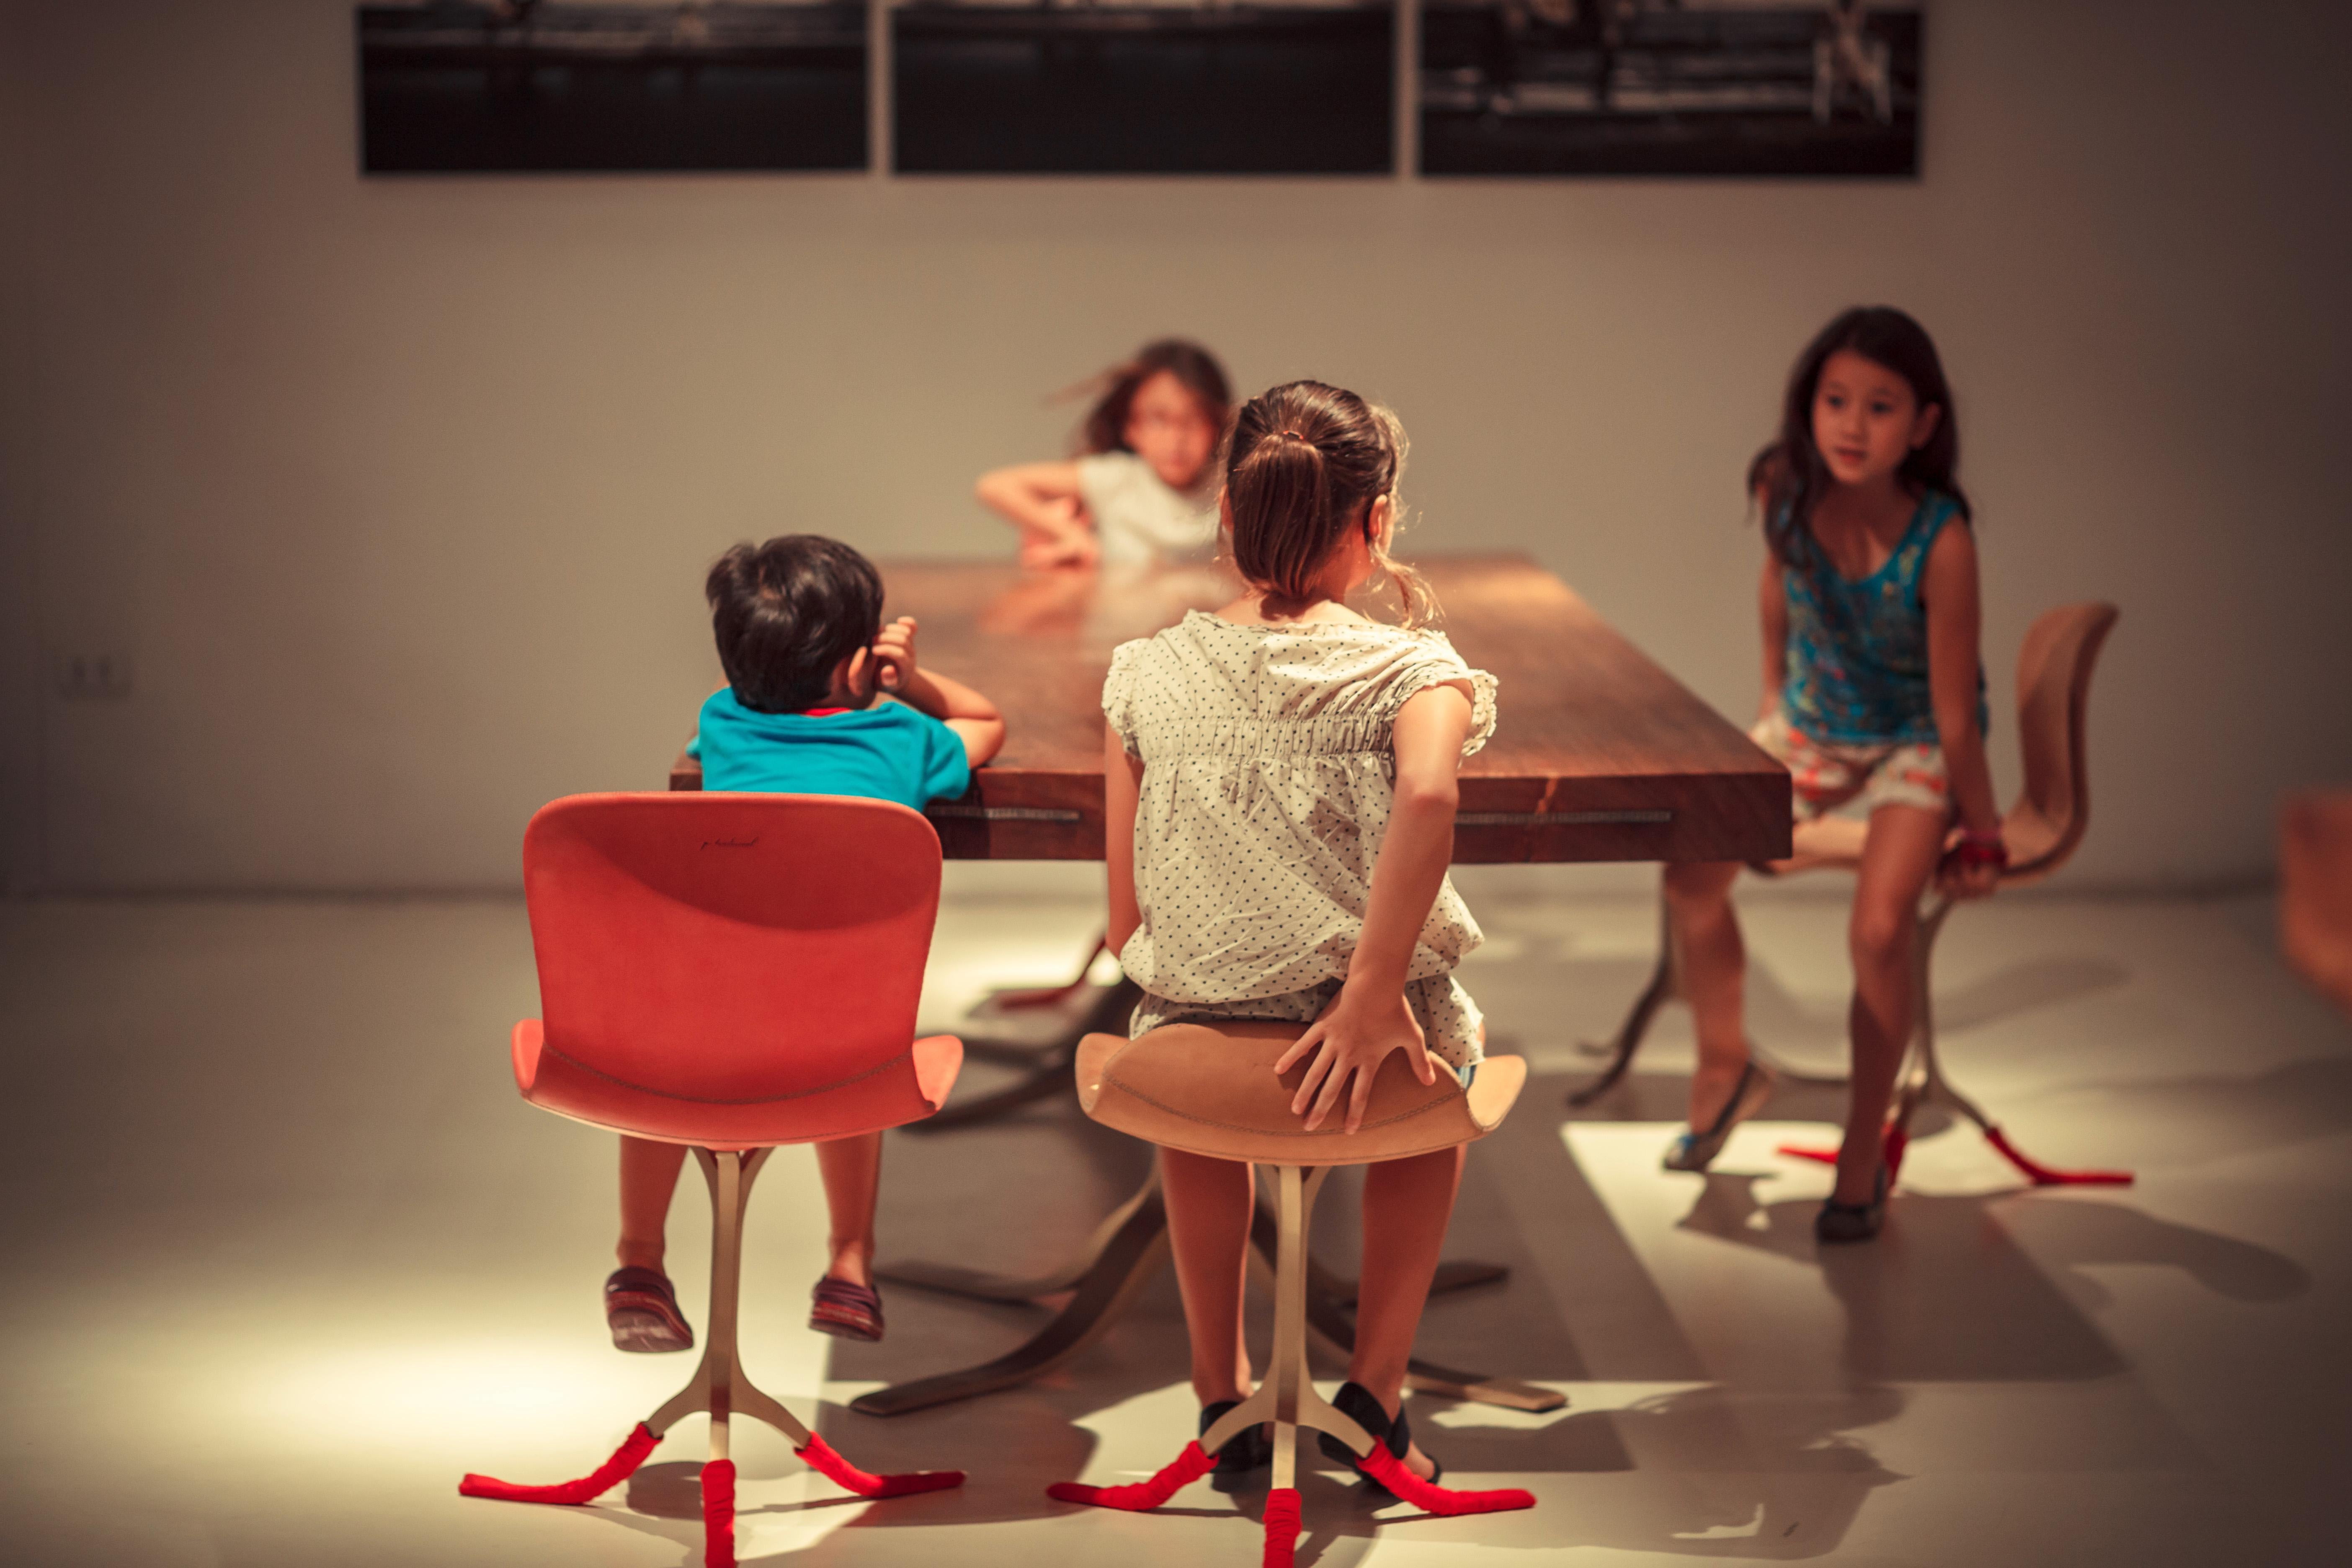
608, 536, 1004, 1354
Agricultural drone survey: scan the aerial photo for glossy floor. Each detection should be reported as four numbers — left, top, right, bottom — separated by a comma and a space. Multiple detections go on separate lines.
2, 883, 2345, 1565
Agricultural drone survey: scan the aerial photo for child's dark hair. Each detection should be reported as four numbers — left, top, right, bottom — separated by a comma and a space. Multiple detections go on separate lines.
1074, 338, 1232, 462
1749, 306, 1970, 567
1225, 380, 1434, 626
704, 535, 883, 714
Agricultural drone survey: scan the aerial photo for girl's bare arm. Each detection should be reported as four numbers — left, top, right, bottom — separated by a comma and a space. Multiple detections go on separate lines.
1923, 521, 2002, 870
976, 461, 1094, 561
1275, 681, 1476, 1132
1104, 723, 1145, 957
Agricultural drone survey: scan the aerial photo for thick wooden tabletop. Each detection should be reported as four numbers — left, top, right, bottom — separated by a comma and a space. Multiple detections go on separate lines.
671, 555, 1789, 865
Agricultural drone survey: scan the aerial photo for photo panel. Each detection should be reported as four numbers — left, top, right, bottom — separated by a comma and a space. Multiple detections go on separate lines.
1420, 0, 1920, 177
358, 3, 870, 173
893, 0, 1395, 175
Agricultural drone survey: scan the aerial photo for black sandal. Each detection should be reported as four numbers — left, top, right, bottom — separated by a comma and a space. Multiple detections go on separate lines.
1815, 1165, 1891, 1244
1317, 1381, 1442, 1491
1663, 1057, 1775, 1173
1199, 1400, 1271, 1473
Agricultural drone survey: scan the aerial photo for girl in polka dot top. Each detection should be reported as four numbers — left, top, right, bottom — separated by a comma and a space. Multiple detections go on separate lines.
1102, 379, 1498, 1486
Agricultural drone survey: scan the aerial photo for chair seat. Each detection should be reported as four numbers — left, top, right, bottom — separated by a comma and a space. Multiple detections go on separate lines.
511, 1019, 963, 1147
1075, 1021, 1525, 1166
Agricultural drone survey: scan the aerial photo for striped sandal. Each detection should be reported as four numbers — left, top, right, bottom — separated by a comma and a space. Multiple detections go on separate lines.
809, 1277, 885, 1342
603, 1266, 694, 1354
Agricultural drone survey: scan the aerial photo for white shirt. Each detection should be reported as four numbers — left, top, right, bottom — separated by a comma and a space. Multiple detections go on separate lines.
1075, 451, 1221, 567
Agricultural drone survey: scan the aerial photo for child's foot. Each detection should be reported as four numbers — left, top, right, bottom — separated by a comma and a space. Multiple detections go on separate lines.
604, 1266, 694, 1353
1198, 1399, 1272, 1474
1663, 1057, 1774, 1173
809, 1276, 885, 1342
1319, 1382, 1443, 1489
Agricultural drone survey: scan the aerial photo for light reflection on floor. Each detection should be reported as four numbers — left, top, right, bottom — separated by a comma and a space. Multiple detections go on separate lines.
1, 888, 2346, 1565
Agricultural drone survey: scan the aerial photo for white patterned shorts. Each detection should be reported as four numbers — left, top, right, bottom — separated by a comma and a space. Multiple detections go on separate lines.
1130, 972, 1485, 1073
1752, 709, 1950, 823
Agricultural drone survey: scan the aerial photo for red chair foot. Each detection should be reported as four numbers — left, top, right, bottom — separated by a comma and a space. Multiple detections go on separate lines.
702, 1457, 736, 1568
1357, 1446, 1535, 1516
795, 1432, 965, 1498
459, 1421, 661, 1504
1262, 1487, 1302, 1567
1046, 1440, 1215, 1511
1778, 1121, 1908, 1180
1985, 1126, 2133, 1187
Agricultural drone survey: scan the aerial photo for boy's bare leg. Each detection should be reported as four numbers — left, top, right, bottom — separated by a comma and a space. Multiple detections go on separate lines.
813, 1131, 884, 1288
1839, 806, 1946, 1205
1161, 1148, 1255, 1407
618, 1134, 689, 1274
1349, 1145, 1465, 1481
1663, 859, 1750, 1127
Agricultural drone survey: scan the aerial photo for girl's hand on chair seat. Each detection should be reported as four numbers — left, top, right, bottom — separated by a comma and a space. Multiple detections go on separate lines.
1274, 987, 1436, 1135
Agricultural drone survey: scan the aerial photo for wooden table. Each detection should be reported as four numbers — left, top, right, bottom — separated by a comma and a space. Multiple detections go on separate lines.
670, 554, 1789, 1418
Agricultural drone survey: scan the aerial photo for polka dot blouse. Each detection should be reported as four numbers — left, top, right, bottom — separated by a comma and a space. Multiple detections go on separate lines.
1103, 609, 1500, 1035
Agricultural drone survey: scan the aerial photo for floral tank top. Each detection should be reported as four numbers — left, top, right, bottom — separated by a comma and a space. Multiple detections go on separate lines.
1776, 490, 1987, 746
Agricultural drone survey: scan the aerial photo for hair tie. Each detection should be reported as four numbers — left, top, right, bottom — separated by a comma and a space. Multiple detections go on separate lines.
1271, 428, 1307, 442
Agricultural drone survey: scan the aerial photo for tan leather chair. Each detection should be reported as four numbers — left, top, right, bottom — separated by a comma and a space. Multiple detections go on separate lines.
1571, 603, 2133, 1187
1046, 1021, 1536, 1563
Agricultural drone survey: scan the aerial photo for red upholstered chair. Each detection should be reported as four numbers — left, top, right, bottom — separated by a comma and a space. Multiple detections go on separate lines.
1572, 603, 2131, 1187
459, 794, 967, 1567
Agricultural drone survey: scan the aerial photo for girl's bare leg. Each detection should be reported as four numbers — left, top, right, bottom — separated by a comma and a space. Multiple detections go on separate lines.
1663, 859, 1750, 1127
1839, 805, 1947, 1204
814, 1132, 883, 1288
618, 1134, 689, 1273
1349, 1145, 1465, 1481
1160, 1148, 1256, 1407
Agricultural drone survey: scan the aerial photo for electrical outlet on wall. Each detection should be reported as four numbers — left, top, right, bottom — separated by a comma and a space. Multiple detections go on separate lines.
53, 653, 134, 701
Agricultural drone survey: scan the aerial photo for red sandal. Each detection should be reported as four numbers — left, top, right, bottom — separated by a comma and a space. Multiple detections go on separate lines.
808, 1277, 885, 1342
604, 1266, 694, 1354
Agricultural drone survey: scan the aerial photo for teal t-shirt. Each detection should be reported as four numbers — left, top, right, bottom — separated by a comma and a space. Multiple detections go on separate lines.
688, 689, 971, 811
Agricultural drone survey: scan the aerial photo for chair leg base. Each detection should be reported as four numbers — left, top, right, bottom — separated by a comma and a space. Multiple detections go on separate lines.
1262, 1487, 1303, 1567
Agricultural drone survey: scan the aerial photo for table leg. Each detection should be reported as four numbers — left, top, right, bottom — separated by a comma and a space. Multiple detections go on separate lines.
859, 1166, 1559, 1418
848, 1182, 1171, 1417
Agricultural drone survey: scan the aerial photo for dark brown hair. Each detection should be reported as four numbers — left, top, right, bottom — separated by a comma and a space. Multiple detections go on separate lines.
1749, 305, 1969, 567
1073, 338, 1232, 465
1224, 380, 1434, 626
704, 535, 884, 714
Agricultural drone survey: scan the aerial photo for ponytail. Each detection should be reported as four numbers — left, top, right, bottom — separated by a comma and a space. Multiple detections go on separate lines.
1223, 382, 1437, 628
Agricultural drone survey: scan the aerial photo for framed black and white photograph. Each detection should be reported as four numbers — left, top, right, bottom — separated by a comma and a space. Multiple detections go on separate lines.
358, 2, 871, 174
892, 0, 1394, 175
1420, 0, 1920, 177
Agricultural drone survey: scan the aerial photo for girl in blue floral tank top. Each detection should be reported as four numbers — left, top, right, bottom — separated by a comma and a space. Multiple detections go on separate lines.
1660, 308, 2006, 1245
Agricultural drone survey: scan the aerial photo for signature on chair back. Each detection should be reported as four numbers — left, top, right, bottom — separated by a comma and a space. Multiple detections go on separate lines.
2005, 603, 2119, 882
519, 793, 944, 1139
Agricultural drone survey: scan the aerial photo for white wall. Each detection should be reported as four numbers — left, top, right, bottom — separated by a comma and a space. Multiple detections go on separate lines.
3, 0, 2347, 892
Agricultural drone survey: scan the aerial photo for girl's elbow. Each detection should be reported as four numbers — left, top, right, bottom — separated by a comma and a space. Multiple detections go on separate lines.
1395, 778, 1460, 816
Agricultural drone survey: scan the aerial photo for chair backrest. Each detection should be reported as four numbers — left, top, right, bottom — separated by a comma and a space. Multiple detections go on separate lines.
521, 793, 942, 1107
2004, 603, 2120, 882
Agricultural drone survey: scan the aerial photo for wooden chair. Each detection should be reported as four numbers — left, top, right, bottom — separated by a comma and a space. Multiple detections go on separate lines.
1047, 1021, 1536, 1565
457, 795, 969, 1568
1571, 603, 2133, 1188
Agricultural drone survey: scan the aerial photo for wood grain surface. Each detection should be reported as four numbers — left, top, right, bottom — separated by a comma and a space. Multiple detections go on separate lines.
670, 555, 1789, 865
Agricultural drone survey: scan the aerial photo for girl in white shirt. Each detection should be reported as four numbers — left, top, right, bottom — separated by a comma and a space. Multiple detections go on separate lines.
1102, 379, 1496, 1487
977, 339, 1230, 570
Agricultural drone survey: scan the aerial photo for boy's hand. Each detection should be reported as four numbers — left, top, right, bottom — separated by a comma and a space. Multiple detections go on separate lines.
1273, 985, 1437, 1135
870, 616, 919, 694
